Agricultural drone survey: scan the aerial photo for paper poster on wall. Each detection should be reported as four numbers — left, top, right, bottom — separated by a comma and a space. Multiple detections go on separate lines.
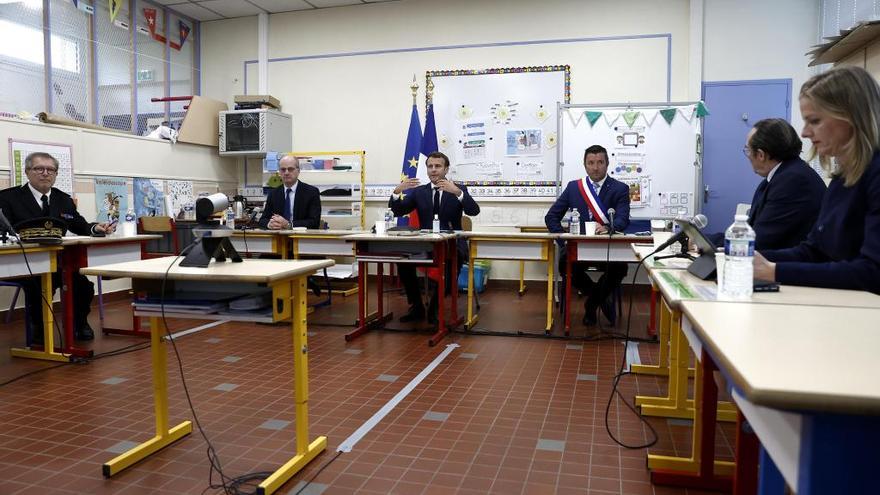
166, 180, 194, 217
515, 160, 544, 181
614, 125, 646, 149
450, 162, 503, 181
9, 139, 74, 196
620, 177, 651, 208
455, 119, 491, 164
612, 151, 646, 175
506, 129, 542, 156
133, 178, 166, 217
94, 176, 128, 223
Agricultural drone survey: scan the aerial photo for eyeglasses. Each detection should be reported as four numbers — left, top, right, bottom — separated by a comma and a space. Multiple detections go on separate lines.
279, 167, 299, 173
741, 146, 752, 157
28, 167, 58, 175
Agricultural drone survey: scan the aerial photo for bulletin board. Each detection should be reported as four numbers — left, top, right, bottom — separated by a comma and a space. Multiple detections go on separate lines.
426, 65, 569, 189
8, 139, 75, 196
558, 102, 703, 220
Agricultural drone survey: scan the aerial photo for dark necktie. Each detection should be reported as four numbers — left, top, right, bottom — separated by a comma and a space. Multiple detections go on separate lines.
282, 188, 292, 222
41, 194, 50, 216
433, 187, 440, 217
749, 179, 769, 224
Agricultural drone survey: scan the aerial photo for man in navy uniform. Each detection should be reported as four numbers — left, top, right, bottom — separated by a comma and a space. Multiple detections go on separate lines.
545, 145, 630, 326
0, 152, 115, 343
389, 151, 480, 323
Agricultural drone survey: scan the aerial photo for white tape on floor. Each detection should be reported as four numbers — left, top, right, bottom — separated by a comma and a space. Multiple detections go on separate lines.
162, 320, 229, 340
337, 343, 460, 453
624, 341, 641, 372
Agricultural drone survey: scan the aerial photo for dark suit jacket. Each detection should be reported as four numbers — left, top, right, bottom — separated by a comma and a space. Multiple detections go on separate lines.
545, 176, 631, 234
258, 181, 321, 229
762, 152, 880, 294
388, 183, 480, 255
0, 185, 94, 235
747, 158, 826, 250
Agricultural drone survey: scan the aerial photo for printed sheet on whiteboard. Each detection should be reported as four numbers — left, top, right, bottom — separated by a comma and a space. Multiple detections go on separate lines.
8, 139, 75, 196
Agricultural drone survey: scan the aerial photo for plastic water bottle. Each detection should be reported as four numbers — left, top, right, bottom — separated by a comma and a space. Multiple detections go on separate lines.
432, 214, 440, 233
722, 214, 755, 299
123, 209, 136, 237
569, 208, 580, 235
384, 208, 394, 230
225, 206, 235, 230
562, 210, 571, 232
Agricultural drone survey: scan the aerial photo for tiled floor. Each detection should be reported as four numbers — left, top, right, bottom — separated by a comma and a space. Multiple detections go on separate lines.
0, 278, 733, 494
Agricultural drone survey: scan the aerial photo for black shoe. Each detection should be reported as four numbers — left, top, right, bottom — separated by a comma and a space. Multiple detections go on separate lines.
75, 322, 95, 341
600, 297, 617, 326
399, 306, 425, 323
30, 330, 44, 346
582, 300, 598, 326
308, 278, 322, 297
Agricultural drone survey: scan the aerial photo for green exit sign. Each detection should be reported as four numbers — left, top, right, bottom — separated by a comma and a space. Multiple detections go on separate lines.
137, 69, 154, 82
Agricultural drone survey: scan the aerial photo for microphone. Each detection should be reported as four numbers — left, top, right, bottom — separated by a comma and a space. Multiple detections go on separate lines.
243, 207, 261, 229
652, 214, 707, 253
607, 208, 616, 235
0, 208, 17, 237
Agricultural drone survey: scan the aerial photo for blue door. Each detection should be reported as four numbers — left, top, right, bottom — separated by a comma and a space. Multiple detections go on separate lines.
701, 80, 791, 233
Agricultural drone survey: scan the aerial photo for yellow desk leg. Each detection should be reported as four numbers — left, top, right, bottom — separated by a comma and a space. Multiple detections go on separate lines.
518, 260, 526, 295
11, 270, 69, 362
545, 244, 554, 332
630, 283, 668, 376
465, 245, 478, 330
636, 303, 693, 419
103, 317, 192, 477
258, 277, 327, 495
647, 352, 735, 475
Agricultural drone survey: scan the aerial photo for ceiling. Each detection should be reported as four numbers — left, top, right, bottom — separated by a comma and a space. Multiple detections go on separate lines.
153, 0, 399, 22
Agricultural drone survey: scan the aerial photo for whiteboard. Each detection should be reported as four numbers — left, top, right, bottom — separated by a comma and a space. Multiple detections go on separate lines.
558, 103, 702, 220
427, 66, 568, 188
8, 139, 75, 196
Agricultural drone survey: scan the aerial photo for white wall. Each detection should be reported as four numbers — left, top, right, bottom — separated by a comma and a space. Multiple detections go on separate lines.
200, 0, 822, 281
702, 0, 821, 146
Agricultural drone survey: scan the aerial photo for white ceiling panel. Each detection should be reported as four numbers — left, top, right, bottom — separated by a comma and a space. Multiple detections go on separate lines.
166, 2, 225, 21
249, 0, 314, 13
198, 0, 266, 18
149, 0, 189, 6
306, 0, 367, 7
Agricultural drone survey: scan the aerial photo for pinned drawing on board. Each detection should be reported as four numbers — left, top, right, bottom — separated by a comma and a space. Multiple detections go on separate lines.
534, 105, 550, 123
490, 100, 517, 124
506, 129, 542, 156
457, 104, 474, 120
545, 132, 558, 149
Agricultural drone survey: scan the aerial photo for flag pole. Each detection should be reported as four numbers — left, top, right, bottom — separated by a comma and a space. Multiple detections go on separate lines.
410, 74, 419, 105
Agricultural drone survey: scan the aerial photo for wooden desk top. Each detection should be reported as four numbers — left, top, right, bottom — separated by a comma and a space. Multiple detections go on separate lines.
681, 300, 880, 414
560, 233, 649, 242
459, 231, 560, 240
516, 225, 549, 233
81, 257, 334, 284
653, 268, 880, 310
343, 232, 457, 242
289, 229, 367, 237
61, 234, 161, 246
0, 242, 61, 253
631, 243, 693, 270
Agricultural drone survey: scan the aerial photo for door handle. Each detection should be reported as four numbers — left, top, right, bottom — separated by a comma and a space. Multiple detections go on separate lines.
704, 184, 710, 203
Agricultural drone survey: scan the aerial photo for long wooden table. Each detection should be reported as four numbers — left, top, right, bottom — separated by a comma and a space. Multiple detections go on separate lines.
459, 231, 559, 333
343, 232, 461, 346
81, 257, 333, 495
681, 301, 880, 495
2, 243, 66, 362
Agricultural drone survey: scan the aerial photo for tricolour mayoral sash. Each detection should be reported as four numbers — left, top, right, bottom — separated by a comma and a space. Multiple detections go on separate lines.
576, 178, 609, 226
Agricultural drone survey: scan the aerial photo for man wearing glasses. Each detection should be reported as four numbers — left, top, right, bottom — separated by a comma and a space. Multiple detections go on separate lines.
0, 152, 116, 344
707, 118, 826, 251
258, 155, 322, 230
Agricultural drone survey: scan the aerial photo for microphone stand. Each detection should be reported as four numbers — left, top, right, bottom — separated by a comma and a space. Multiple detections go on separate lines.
653, 235, 696, 261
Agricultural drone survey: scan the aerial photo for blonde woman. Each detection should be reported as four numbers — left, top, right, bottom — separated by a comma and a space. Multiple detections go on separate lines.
754, 66, 880, 293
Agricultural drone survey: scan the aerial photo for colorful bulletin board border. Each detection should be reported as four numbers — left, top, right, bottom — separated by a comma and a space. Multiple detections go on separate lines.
425, 65, 571, 107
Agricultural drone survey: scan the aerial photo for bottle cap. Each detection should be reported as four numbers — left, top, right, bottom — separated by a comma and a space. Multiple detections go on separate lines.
734, 214, 748, 221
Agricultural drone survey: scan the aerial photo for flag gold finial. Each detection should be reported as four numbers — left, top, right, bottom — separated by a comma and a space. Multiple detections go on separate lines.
410, 74, 419, 104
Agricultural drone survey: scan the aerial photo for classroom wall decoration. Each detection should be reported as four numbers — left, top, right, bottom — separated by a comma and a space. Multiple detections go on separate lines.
426, 65, 569, 193
133, 178, 166, 217
94, 176, 128, 223
559, 102, 704, 220
8, 139, 75, 196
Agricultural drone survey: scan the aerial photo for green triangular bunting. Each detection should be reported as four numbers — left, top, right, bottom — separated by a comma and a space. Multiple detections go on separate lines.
696, 101, 710, 117
622, 111, 640, 127
659, 108, 677, 125
585, 111, 602, 126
